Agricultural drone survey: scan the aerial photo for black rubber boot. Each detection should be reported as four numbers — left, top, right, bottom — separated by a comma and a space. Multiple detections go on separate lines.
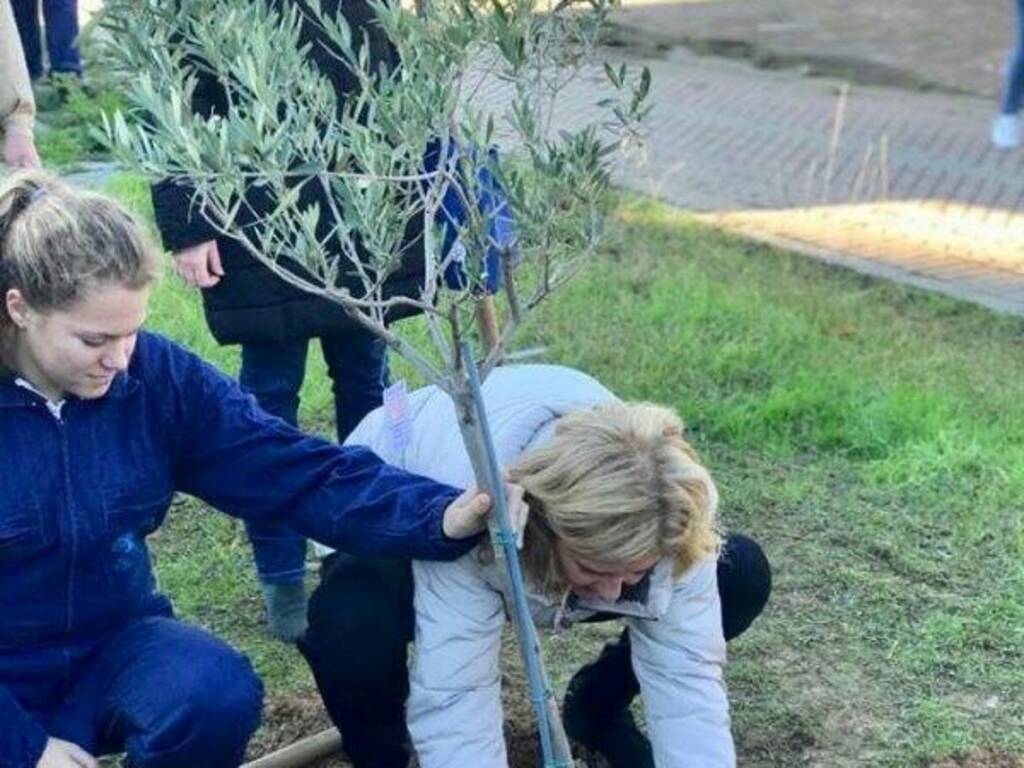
562, 631, 655, 768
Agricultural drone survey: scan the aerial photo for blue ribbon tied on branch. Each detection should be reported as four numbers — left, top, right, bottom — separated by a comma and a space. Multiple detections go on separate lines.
423, 139, 518, 295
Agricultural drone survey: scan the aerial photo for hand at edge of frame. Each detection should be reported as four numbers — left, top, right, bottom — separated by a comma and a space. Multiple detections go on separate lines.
442, 481, 528, 547
174, 239, 224, 288
2, 130, 41, 169
36, 737, 99, 768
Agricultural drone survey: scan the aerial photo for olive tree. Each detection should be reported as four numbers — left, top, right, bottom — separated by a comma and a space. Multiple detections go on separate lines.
100, 0, 649, 763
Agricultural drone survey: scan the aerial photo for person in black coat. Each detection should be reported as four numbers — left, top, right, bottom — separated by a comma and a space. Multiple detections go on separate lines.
151, 0, 428, 642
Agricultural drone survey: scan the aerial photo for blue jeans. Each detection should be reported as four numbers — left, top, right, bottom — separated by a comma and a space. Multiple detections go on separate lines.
239, 330, 389, 585
10, 0, 82, 79
28, 617, 263, 767
1002, 0, 1024, 114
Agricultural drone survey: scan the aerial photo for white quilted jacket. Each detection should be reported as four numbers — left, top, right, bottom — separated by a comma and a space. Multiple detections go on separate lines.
319, 364, 735, 768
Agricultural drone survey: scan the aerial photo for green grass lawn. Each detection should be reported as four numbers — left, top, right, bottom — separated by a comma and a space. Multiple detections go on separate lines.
30, 76, 124, 169
103, 174, 1024, 767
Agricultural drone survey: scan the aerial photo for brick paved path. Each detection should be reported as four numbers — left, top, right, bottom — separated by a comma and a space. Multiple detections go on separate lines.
474, 49, 1024, 316
609, 0, 1008, 98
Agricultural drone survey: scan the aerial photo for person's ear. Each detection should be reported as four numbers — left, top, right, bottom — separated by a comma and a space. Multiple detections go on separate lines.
5, 288, 31, 329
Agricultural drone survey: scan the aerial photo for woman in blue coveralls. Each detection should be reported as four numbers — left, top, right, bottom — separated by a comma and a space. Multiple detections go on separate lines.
0, 170, 527, 768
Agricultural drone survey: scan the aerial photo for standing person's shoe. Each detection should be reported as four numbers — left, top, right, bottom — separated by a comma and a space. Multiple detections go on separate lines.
992, 114, 1022, 149
260, 581, 309, 643
562, 674, 655, 768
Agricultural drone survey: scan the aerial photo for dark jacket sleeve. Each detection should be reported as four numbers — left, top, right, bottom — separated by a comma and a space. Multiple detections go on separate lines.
0, 686, 48, 768
149, 17, 228, 254
245, 517, 308, 585
150, 0, 401, 256
165, 341, 477, 561
151, 177, 222, 253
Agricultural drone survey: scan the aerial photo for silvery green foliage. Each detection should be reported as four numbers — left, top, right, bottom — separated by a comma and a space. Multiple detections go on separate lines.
99, 0, 648, 386
101, 5, 648, 762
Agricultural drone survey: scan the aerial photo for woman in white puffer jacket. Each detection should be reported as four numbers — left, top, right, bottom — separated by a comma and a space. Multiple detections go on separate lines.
300, 364, 771, 768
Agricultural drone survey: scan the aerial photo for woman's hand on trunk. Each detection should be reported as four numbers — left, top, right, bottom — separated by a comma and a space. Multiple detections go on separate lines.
442, 481, 528, 546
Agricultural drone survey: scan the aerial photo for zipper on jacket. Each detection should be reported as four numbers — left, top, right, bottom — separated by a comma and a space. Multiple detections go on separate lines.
51, 407, 78, 634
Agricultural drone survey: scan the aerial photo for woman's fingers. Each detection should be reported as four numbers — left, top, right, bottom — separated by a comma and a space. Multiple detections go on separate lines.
68, 743, 99, 768
441, 480, 529, 547
441, 488, 491, 539
38, 737, 99, 768
174, 241, 221, 288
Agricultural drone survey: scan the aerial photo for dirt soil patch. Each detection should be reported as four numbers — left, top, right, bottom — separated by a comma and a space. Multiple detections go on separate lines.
248, 693, 348, 768
253, 688, 610, 768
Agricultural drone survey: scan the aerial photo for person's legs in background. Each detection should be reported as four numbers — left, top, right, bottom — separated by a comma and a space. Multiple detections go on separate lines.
10, 0, 43, 80
299, 554, 415, 768
239, 339, 312, 642
239, 338, 309, 428
43, 617, 263, 768
41, 0, 81, 76
239, 331, 389, 644
10, 0, 82, 80
562, 533, 772, 768
994, 0, 1024, 147
298, 332, 405, 767
320, 329, 389, 442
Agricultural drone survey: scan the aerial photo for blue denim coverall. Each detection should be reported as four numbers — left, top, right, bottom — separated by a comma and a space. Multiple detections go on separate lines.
0, 332, 471, 768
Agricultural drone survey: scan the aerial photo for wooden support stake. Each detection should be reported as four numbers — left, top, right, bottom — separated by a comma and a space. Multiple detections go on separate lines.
240, 728, 342, 768
475, 295, 500, 353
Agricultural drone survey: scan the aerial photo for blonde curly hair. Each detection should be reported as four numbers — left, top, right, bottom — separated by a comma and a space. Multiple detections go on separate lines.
508, 401, 721, 596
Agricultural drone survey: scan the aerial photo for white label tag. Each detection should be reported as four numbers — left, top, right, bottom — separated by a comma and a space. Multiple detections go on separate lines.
383, 380, 412, 454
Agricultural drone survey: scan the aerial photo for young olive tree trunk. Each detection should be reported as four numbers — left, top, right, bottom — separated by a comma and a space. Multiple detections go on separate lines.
454, 344, 575, 765
99, 0, 649, 764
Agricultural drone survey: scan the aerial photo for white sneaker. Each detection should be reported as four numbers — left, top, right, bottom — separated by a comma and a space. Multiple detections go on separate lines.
992, 114, 1021, 149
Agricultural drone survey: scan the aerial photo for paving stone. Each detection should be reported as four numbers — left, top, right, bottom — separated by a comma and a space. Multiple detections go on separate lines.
473, 47, 1024, 316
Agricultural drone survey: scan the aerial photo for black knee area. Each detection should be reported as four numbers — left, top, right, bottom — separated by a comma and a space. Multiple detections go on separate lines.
302, 555, 413, 689
718, 533, 771, 641
299, 556, 414, 768
566, 629, 638, 713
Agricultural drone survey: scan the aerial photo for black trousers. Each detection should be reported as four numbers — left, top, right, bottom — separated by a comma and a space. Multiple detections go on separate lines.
297, 534, 771, 768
